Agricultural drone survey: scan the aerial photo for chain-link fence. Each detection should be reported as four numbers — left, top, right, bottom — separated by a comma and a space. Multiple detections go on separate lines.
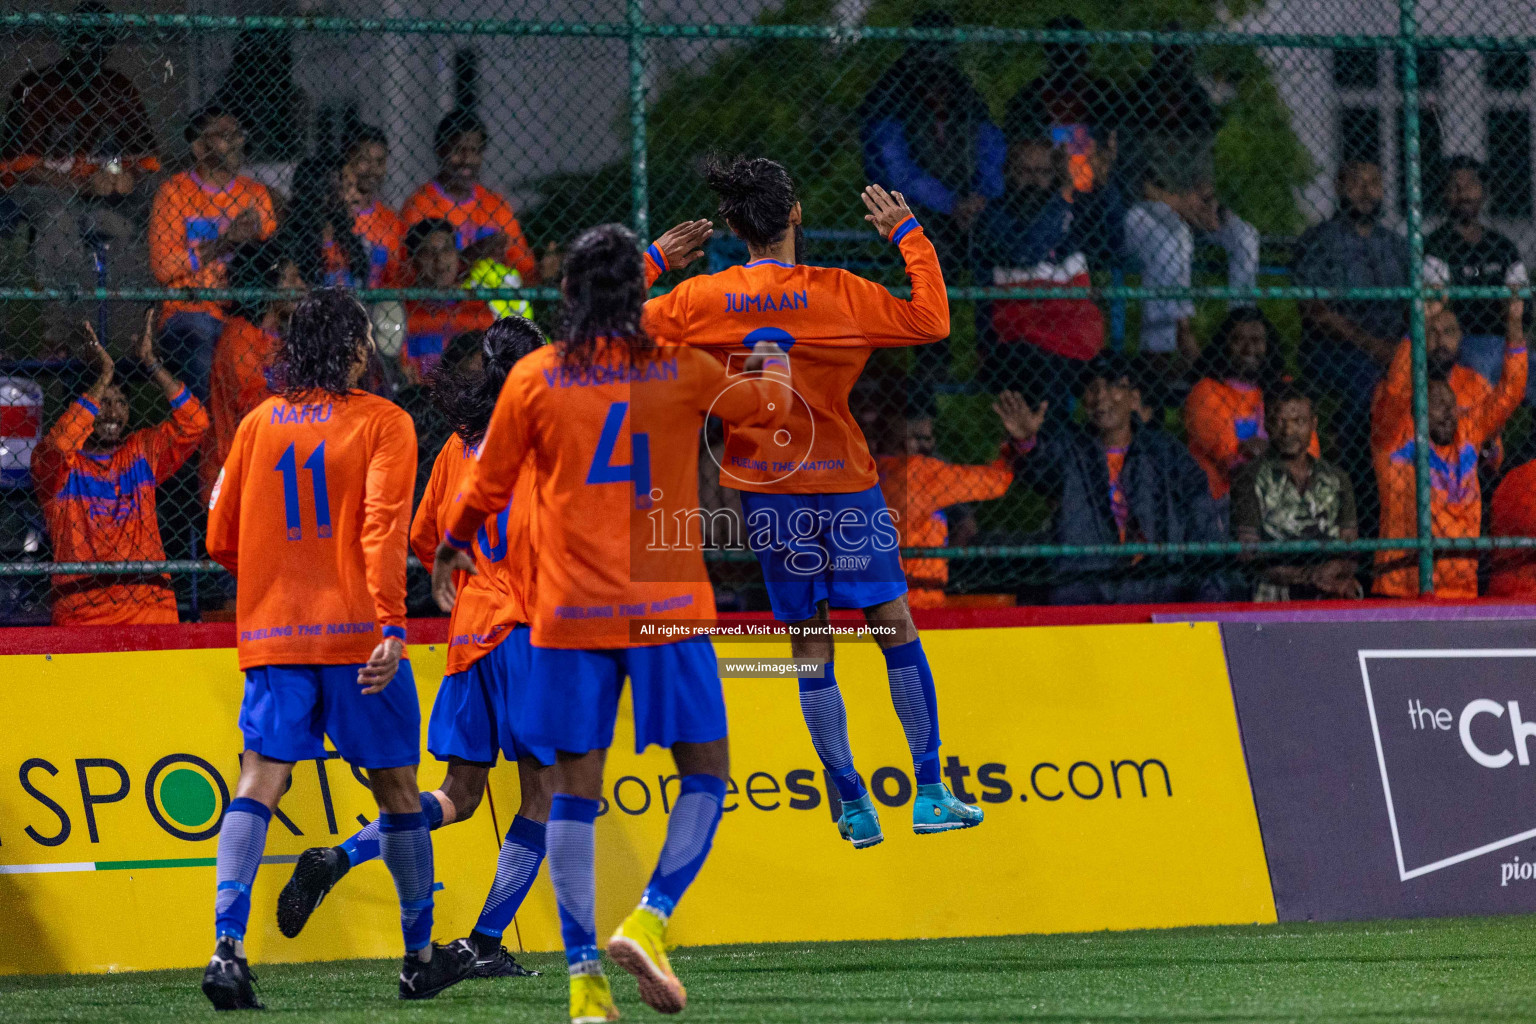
1, 0, 1535, 624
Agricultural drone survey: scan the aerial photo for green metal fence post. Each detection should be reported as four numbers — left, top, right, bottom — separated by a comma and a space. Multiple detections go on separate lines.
627, 0, 649, 240
1399, 0, 1435, 594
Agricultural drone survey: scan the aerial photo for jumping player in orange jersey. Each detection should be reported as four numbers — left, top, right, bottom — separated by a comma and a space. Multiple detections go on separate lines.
34, 312, 208, 626
276, 316, 553, 981
641, 158, 981, 849
433, 224, 792, 1024
203, 289, 475, 1010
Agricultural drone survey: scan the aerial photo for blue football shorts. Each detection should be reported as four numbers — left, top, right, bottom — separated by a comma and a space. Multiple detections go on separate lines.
518, 637, 726, 755
427, 625, 555, 767
239, 660, 421, 770
738, 485, 907, 623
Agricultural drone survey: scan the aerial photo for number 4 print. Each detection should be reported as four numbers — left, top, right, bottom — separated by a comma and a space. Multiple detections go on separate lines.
586, 401, 653, 509
275, 441, 332, 541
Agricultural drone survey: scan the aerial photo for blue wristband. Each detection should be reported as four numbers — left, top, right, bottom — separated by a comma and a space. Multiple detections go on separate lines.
889, 217, 919, 244
646, 243, 668, 271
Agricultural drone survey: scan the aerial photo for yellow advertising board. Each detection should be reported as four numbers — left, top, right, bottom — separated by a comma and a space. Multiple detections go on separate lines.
0, 622, 1275, 976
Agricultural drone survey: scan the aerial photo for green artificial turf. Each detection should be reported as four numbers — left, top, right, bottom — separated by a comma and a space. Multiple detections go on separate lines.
6, 916, 1536, 1023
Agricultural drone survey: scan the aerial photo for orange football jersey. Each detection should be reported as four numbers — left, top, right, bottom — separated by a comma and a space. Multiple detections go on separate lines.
411, 433, 534, 674
641, 217, 948, 494
207, 390, 417, 670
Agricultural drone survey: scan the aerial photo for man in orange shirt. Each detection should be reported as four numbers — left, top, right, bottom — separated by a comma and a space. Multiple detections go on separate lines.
277, 316, 551, 981
34, 314, 207, 626
203, 289, 474, 1008
339, 124, 405, 289
401, 110, 556, 284
1374, 294, 1527, 598
876, 397, 1035, 607
148, 105, 276, 399
434, 225, 792, 1023
1372, 305, 1512, 472
643, 161, 980, 849
401, 218, 494, 381
1185, 308, 1319, 502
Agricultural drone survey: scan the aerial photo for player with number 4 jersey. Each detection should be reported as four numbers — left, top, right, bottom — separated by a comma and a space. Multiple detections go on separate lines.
435, 224, 792, 1024
205, 289, 475, 1010
642, 159, 982, 851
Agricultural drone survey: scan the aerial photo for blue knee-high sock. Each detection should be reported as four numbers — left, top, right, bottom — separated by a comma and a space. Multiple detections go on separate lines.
547, 794, 601, 972
340, 791, 444, 868
473, 815, 546, 939
379, 811, 435, 953
798, 665, 866, 801
640, 775, 725, 921
214, 797, 272, 941
884, 639, 942, 785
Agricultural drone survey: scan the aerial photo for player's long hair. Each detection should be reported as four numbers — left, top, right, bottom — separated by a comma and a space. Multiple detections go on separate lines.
428, 316, 546, 448
558, 223, 654, 370
269, 288, 371, 400
705, 156, 798, 249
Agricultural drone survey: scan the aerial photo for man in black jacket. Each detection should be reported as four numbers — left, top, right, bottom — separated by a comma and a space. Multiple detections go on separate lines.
1007, 352, 1225, 604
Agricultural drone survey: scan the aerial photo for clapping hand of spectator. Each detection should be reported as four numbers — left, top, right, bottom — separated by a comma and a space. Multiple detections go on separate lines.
862, 185, 914, 238
538, 241, 563, 283
651, 219, 714, 271
224, 208, 263, 246
993, 390, 1047, 445
461, 231, 510, 267
79, 320, 114, 400
86, 166, 135, 198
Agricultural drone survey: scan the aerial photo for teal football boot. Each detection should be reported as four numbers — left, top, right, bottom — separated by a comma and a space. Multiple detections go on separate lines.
912, 783, 984, 834
836, 793, 884, 849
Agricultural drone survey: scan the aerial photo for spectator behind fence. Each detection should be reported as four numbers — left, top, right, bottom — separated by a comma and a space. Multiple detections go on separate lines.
201, 242, 305, 502
1185, 308, 1318, 504
0, 1, 160, 350
1296, 159, 1409, 463
1116, 25, 1223, 196
859, 8, 1005, 273
1010, 352, 1225, 605
1488, 458, 1536, 599
1005, 16, 1121, 195
973, 137, 1120, 425
209, 28, 309, 187
33, 314, 207, 625
401, 109, 555, 286
148, 105, 276, 400
401, 218, 493, 383
1426, 156, 1533, 402
875, 398, 1035, 608
1373, 294, 1527, 599
1231, 387, 1361, 601
1123, 134, 1260, 369
339, 124, 404, 289
284, 153, 369, 288
1371, 306, 1515, 476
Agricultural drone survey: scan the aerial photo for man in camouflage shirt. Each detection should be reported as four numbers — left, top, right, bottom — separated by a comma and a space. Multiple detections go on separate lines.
1231, 386, 1362, 601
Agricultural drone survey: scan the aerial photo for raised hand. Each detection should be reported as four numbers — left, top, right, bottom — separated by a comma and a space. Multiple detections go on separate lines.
79, 320, 113, 392
131, 308, 159, 367
862, 185, 913, 238
993, 390, 1047, 444
651, 219, 714, 271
